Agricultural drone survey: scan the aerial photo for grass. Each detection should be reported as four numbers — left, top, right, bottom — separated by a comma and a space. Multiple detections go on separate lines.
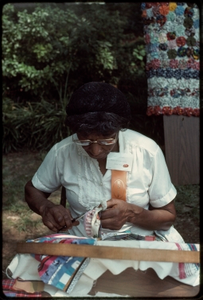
175, 185, 200, 221
2, 151, 61, 236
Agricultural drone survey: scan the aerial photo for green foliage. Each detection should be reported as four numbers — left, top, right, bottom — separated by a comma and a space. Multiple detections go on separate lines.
3, 97, 69, 154
2, 3, 145, 100
2, 3, 148, 153
2, 3, 77, 98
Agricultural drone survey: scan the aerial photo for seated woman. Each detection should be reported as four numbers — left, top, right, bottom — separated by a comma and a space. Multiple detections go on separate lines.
24, 81, 182, 242
3, 82, 199, 299
5, 81, 197, 298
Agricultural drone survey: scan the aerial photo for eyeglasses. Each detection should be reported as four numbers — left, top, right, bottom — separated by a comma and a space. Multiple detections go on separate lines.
72, 133, 118, 146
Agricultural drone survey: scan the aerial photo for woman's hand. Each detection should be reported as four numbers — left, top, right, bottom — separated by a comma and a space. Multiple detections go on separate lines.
100, 198, 176, 231
40, 202, 79, 232
24, 180, 79, 232
100, 199, 129, 230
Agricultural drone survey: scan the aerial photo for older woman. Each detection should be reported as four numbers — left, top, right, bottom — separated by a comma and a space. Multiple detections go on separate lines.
25, 82, 181, 241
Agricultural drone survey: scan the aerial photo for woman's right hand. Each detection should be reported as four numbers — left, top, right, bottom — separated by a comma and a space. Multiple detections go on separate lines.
40, 202, 79, 232
25, 180, 79, 232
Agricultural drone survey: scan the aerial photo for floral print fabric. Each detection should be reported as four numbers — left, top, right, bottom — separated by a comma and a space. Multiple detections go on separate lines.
141, 2, 200, 116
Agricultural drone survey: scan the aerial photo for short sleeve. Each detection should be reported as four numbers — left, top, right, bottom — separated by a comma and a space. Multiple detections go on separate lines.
32, 144, 61, 193
148, 146, 177, 208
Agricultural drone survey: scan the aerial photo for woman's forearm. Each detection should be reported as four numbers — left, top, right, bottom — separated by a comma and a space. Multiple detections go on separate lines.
126, 202, 176, 231
101, 199, 176, 231
24, 180, 76, 232
24, 180, 54, 216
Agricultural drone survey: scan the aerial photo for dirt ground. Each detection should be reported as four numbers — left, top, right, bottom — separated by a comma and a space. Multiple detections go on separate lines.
2, 151, 59, 278
2, 151, 200, 280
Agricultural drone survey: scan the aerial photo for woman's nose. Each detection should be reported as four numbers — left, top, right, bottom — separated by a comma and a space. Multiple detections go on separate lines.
89, 143, 102, 156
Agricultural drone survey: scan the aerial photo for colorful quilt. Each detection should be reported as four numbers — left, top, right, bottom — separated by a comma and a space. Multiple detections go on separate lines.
27, 234, 96, 293
141, 2, 200, 116
175, 243, 199, 279
2, 234, 199, 297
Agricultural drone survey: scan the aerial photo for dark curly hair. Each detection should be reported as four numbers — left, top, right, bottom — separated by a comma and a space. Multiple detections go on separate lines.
65, 82, 131, 135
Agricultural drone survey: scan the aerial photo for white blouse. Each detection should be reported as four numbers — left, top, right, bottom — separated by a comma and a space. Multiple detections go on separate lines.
32, 129, 177, 237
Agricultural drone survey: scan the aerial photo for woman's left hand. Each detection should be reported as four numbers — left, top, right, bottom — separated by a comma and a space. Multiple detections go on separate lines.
100, 199, 129, 230
100, 199, 176, 232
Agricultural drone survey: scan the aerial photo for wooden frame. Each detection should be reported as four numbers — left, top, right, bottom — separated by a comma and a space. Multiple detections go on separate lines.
163, 115, 200, 185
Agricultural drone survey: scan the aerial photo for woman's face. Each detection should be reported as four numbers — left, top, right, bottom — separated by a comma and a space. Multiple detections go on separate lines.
76, 132, 119, 160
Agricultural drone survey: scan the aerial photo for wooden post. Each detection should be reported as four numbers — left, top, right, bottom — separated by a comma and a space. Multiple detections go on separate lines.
163, 115, 200, 185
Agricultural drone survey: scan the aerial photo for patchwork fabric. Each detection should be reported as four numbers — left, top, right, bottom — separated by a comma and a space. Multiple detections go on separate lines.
175, 243, 200, 279
27, 234, 96, 293
84, 202, 107, 238
2, 237, 199, 296
141, 2, 200, 116
84, 207, 103, 238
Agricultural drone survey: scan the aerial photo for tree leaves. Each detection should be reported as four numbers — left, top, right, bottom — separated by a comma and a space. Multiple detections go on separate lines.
2, 3, 148, 153
3, 3, 145, 101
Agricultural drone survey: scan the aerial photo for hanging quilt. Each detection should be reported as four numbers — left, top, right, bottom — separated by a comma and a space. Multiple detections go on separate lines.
141, 2, 200, 117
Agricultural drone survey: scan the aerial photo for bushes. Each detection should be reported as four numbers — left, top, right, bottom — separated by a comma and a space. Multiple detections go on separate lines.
2, 3, 146, 102
2, 3, 154, 153
3, 98, 69, 154
2, 3, 79, 100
